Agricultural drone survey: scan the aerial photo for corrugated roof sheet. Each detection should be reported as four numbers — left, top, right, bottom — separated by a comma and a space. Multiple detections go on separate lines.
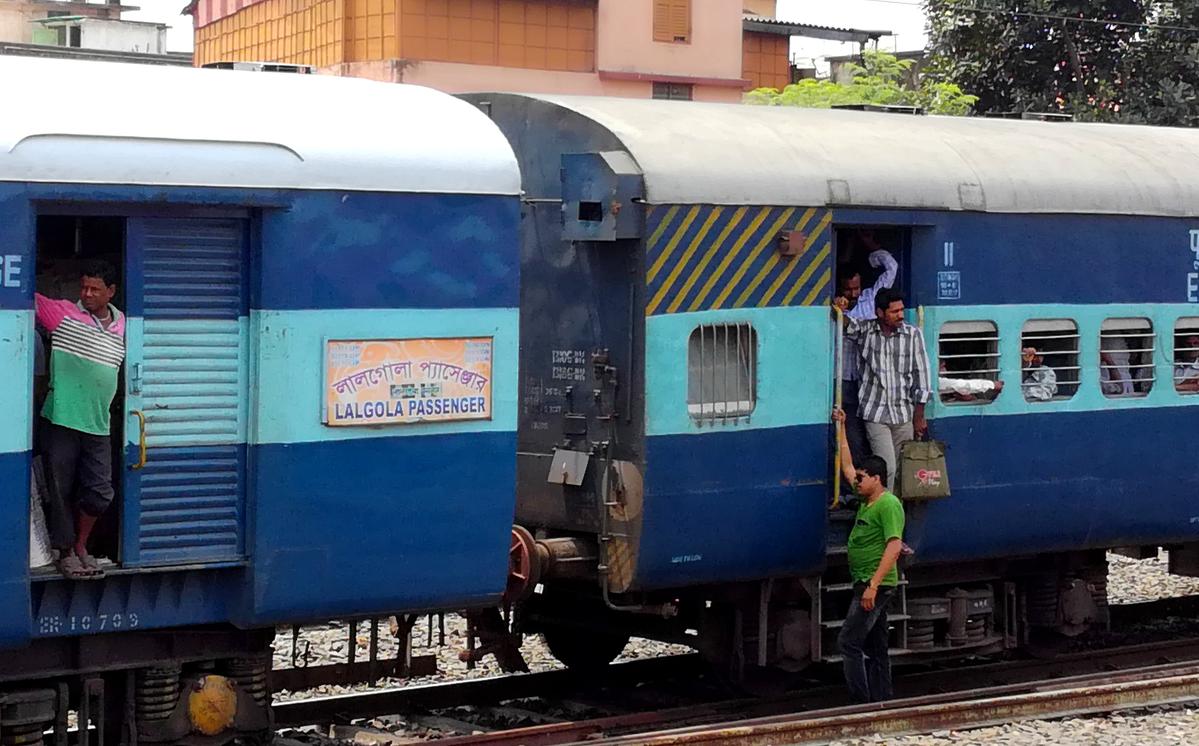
742, 15, 891, 43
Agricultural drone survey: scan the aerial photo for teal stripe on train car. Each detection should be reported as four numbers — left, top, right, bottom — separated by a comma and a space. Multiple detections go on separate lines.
928, 303, 1199, 419
0, 310, 33, 455
135, 318, 249, 449
645, 205, 833, 315
250, 307, 519, 445
644, 306, 835, 436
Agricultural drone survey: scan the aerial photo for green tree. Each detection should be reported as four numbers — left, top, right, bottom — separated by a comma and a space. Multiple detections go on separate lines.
1123, 3, 1199, 125
924, 0, 1199, 125
745, 50, 978, 116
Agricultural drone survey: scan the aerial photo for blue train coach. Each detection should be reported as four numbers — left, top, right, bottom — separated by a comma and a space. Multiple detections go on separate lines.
0, 57, 521, 740
467, 93, 1199, 675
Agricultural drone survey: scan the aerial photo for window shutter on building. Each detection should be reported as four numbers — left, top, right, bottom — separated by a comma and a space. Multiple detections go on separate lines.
654, 0, 690, 43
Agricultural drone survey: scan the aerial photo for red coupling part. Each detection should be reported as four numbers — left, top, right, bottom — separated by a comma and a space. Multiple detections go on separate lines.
504, 525, 542, 603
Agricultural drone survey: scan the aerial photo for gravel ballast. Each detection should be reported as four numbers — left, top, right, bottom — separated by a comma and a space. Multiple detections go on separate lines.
270, 551, 1199, 742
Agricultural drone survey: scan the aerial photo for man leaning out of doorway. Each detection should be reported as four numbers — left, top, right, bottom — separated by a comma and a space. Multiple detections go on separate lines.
35, 260, 126, 580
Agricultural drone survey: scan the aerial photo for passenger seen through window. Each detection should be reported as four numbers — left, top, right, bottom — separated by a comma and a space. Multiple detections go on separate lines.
1021, 347, 1058, 402
937, 321, 1002, 404
1020, 320, 1079, 401
1100, 319, 1154, 398
1176, 325, 1199, 394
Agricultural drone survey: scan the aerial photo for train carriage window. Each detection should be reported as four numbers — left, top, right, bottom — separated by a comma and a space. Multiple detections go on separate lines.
937, 321, 1001, 405
687, 322, 756, 424
1099, 318, 1155, 398
1175, 317, 1199, 395
1021, 319, 1080, 402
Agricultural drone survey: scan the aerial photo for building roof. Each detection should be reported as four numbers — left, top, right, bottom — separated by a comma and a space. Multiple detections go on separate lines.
0, 41, 190, 65
742, 15, 890, 44
29, 16, 169, 28
515, 94, 1199, 216
32, 0, 140, 11
0, 56, 521, 196
826, 49, 926, 63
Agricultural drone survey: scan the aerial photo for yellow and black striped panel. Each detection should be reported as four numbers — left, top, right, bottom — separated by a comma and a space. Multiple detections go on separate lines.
645, 205, 833, 316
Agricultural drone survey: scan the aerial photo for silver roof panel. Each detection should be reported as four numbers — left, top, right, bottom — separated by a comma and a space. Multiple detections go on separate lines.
0, 56, 521, 196
524, 95, 1199, 216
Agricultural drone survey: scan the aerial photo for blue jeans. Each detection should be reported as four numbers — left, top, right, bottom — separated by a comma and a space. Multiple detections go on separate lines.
838, 582, 896, 703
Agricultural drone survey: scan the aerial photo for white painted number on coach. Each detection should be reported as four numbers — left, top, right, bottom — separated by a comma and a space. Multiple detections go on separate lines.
37, 613, 140, 635
1189, 230, 1199, 303
1, 254, 21, 288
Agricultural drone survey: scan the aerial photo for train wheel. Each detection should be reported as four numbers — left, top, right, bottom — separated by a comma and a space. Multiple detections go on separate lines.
541, 626, 630, 671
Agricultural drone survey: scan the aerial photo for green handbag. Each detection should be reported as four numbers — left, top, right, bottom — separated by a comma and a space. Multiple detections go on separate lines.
897, 437, 951, 500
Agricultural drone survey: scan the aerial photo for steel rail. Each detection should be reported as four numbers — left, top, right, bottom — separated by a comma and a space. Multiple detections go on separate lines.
427, 639, 1199, 745
593, 665, 1199, 745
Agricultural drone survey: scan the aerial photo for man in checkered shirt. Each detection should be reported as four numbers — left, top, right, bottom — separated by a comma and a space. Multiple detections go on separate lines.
842, 288, 932, 491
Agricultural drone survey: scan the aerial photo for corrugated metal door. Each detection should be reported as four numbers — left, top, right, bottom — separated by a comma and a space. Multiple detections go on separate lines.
124, 217, 249, 567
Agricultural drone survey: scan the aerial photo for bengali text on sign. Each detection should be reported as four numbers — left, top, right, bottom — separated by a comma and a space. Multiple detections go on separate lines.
325, 338, 492, 426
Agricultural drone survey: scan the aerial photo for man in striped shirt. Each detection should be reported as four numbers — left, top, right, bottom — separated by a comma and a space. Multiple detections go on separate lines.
843, 288, 932, 490
35, 260, 126, 579
834, 241, 899, 465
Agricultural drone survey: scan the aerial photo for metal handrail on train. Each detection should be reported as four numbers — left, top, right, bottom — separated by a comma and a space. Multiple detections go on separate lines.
831, 306, 844, 510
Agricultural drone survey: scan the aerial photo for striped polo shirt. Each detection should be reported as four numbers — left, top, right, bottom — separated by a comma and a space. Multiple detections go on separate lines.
35, 294, 126, 436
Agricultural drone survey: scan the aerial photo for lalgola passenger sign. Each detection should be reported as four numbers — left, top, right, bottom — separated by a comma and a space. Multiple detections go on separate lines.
324, 338, 492, 426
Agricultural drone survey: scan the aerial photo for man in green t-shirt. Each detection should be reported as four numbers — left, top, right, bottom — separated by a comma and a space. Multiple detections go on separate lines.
36, 261, 126, 580
833, 407, 906, 703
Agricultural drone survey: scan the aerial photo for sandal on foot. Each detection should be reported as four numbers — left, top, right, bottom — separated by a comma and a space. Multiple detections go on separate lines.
77, 552, 107, 578
58, 554, 101, 580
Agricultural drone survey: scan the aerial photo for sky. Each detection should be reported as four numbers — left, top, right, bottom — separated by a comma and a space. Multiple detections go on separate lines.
123, 0, 195, 52
124, 0, 930, 67
777, 0, 928, 73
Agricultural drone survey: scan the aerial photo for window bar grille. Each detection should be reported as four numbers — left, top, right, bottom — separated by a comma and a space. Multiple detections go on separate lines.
743, 323, 752, 422
728, 323, 738, 424
698, 323, 706, 426
1175, 335, 1199, 393
1100, 326, 1156, 394
722, 324, 729, 425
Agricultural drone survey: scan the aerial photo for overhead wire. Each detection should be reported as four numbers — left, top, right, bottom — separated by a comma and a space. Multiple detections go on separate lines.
925, 2, 1199, 34
849, 0, 1199, 33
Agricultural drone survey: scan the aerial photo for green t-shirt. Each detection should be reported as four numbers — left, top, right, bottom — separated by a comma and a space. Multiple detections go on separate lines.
847, 491, 905, 587
36, 295, 126, 437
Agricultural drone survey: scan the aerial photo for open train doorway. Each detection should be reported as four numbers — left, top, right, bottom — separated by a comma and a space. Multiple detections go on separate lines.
32, 215, 126, 576
833, 226, 911, 312
831, 226, 911, 500
32, 212, 251, 577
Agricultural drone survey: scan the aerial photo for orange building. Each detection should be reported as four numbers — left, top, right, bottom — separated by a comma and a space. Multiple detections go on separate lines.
186, 0, 884, 101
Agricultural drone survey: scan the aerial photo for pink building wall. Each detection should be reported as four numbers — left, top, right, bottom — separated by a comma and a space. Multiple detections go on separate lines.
331, 59, 741, 103
198, 0, 757, 102
595, 0, 746, 86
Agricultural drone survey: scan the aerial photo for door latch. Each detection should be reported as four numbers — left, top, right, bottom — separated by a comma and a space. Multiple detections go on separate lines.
130, 362, 142, 395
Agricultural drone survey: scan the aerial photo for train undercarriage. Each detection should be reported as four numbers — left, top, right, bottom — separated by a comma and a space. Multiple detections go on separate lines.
501, 524, 1199, 680
0, 629, 274, 746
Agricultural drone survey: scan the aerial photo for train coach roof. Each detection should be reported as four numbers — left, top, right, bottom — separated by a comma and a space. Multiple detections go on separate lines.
0, 57, 520, 196
520, 94, 1199, 217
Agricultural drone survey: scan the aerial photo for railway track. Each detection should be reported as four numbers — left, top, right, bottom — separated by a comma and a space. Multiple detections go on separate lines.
272, 596, 1199, 744
588, 661, 1199, 745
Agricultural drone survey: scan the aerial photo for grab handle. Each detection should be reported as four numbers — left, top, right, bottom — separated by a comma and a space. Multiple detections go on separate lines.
832, 306, 844, 509
129, 410, 147, 470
